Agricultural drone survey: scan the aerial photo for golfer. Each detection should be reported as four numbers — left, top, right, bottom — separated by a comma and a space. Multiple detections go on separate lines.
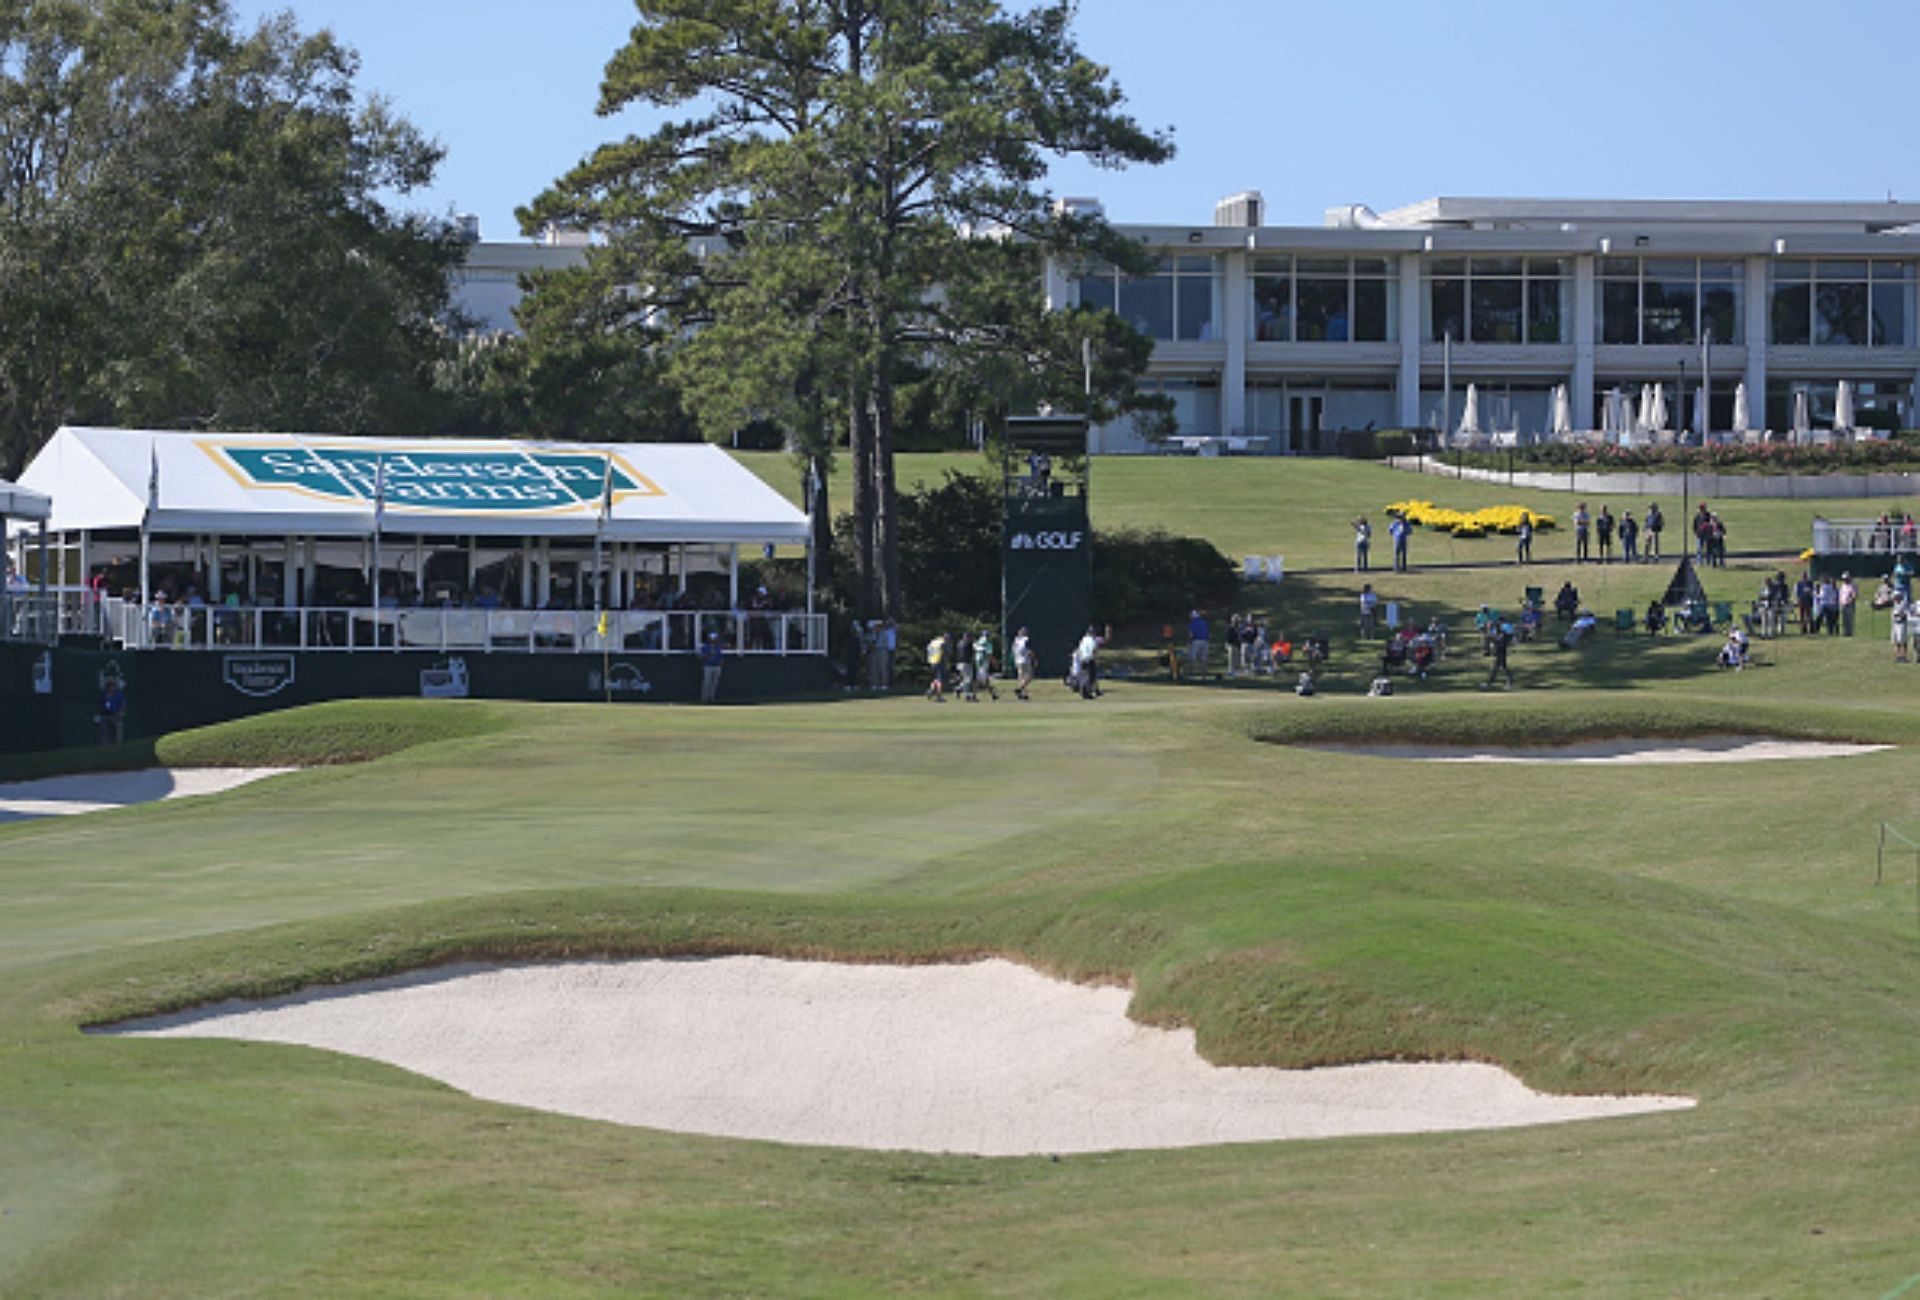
1012, 626, 1035, 699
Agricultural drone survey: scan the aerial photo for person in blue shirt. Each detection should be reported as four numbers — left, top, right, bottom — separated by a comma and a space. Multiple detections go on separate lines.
698, 632, 724, 703
96, 675, 127, 744
1388, 512, 1411, 572
1187, 609, 1210, 673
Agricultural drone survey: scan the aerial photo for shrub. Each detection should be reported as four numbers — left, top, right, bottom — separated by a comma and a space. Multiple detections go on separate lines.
1093, 527, 1237, 625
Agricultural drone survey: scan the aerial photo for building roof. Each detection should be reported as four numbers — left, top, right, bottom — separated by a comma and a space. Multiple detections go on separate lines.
17, 428, 809, 545
1370, 196, 1920, 234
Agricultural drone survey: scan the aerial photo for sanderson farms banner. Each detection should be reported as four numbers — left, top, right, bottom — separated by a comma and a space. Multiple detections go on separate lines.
204, 442, 660, 514
14, 428, 812, 543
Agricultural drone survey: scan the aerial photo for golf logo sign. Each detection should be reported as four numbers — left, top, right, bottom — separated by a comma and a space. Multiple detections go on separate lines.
198, 441, 662, 515
224, 654, 296, 698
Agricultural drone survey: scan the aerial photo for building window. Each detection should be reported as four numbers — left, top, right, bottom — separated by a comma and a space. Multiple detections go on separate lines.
1600, 257, 1744, 347
1133, 377, 1220, 435
1772, 260, 1912, 348
1078, 255, 1222, 342
1251, 255, 1397, 343
1426, 257, 1568, 344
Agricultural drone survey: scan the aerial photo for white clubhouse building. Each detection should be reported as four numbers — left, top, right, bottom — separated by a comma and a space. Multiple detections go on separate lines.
455, 195, 1920, 453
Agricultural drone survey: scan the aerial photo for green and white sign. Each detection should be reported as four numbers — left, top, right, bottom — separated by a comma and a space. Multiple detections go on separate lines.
202, 442, 659, 514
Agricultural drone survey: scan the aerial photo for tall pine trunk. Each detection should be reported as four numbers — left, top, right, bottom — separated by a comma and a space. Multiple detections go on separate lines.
871, 361, 902, 622
849, 383, 878, 617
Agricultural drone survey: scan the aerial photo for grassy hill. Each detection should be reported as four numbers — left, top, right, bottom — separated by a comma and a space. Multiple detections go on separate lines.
6, 457, 1920, 1295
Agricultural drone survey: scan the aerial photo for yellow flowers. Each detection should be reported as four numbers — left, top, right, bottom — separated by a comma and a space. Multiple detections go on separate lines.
1385, 500, 1558, 537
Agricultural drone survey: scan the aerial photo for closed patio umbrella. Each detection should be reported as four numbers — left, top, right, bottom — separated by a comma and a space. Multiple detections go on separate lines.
1834, 380, 1855, 434
1793, 389, 1811, 439
1552, 384, 1573, 436
1457, 384, 1482, 439
1648, 383, 1669, 432
1732, 382, 1750, 433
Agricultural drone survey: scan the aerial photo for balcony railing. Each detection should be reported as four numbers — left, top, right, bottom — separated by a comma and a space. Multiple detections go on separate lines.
3, 593, 825, 656
1811, 519, 1920, 555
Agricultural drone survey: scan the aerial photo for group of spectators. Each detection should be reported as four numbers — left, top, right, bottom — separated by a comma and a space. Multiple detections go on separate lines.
1568, 501, 1667, 564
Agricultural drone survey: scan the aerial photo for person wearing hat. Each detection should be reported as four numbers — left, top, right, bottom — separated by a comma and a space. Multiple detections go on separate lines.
1186, 608, 1210, 673
1839, 571, 1858, 636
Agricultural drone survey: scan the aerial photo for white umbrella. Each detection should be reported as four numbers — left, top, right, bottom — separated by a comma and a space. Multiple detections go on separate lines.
1457, 384, 1482, 439
1732, 382, 1750, 433
1552, 384, 1573, 436
1793, 389, 1811, 438
1834, 381, 1855, 433
1599, 389, 1616, 437
1635, 384, 1652, 432
1648, 383, 1669, 432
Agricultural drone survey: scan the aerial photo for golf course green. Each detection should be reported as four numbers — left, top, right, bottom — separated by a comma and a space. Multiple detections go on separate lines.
4, 455, 1920, 1296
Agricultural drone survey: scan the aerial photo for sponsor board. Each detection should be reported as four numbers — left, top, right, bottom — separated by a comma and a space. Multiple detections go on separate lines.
224, 654, 296, 698
1007, 530, 1086, 552
420, 657, 471, 699
589, 662, 653, 695
198, 441, 664, 515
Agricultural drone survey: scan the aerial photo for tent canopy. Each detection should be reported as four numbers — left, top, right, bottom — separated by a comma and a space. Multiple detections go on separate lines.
0, 478, 51, 523
16, 427, 809, 545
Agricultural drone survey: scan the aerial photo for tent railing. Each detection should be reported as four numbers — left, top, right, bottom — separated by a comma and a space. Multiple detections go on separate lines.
95, 603, 828, 657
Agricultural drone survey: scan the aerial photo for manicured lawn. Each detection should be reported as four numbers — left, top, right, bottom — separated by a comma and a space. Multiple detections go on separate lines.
738, 448, 1918, 571
8, 460, 1920, 1295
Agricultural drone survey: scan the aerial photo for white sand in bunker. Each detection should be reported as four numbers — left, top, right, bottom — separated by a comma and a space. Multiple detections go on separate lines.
1312, 735, 1890, 765
112, 957, 1693, 1156
0, 767, 289, 822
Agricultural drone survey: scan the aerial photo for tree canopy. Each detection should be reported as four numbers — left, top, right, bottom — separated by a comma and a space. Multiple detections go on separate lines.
525, 0, 1171, 618
0, 0, 462, 477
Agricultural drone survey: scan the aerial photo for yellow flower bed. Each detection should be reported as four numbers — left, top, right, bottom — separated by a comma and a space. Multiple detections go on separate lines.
1385, 500, 1558, 537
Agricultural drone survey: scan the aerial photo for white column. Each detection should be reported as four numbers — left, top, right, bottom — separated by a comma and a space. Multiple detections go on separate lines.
520, 536, 533, 608
208, 533, 221, 602
536, 538, 551, 607
677, 543, 688, 595
1573, 254, 1597, 431
1745, 256, 1770, 430
283, 533, 297, 609
466, 535, 478, 596
1397, 253, 1421, 427
303, 537, 318, 604
1221, 250, 1248, 436
728, 544, 739, 609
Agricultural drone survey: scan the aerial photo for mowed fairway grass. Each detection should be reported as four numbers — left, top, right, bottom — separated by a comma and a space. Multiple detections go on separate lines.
7, 461, 1920, 1295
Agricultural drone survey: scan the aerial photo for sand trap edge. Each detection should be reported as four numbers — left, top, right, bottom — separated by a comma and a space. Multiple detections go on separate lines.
100, 956, 1696, 1157
1302, 735, 1891, 765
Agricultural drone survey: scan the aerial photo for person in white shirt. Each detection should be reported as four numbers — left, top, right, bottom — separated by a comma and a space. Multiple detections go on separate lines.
1012, 626, 1035, 700
1072, 625, 1107, 699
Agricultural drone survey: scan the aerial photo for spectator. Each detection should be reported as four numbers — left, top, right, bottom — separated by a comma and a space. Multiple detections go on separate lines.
1619, 510, 1639, 564
1895, 599, 1911, 663
1515, 511, 1534, 565
1358, 584, 1379, 640
1693, 503, 1714, 563
1795, 572, 1816, 634
1353, 516, 1372, 572
1643, 501, 1664, 561
1484, 620, 1514, 689
1839, 572, 1859, 636
1645, 599, 1668, 636
95, 675, 127, 745
1573, 502, 1591, 563
1187, 609, 1210, 673
1554, 581, 1580, 623
1389, 511, 1411, 572
698, 632, 725, 703
1595, 506, 1615, 562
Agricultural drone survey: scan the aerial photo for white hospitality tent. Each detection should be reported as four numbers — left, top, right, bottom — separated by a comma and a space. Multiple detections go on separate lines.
14, 427, 813, 618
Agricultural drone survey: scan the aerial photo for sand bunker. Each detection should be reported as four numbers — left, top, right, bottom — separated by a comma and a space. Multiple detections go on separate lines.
0, 767, 289, 823
110, 957, 1692, 1156
1312, 736, 1889, 765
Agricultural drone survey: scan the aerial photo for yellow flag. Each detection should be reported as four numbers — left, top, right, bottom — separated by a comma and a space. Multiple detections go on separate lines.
596, 610, 609, 637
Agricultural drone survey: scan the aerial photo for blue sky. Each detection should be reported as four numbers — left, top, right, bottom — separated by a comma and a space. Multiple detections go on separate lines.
231, 0, 1920, 240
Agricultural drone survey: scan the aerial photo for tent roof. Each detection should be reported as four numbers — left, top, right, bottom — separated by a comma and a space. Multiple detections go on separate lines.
0, 478, 51, 522
16, 428, 809, 544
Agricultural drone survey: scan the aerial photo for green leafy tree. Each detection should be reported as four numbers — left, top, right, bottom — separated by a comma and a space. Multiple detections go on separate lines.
0, 0, 461, 476
526, 0, 1170, 619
